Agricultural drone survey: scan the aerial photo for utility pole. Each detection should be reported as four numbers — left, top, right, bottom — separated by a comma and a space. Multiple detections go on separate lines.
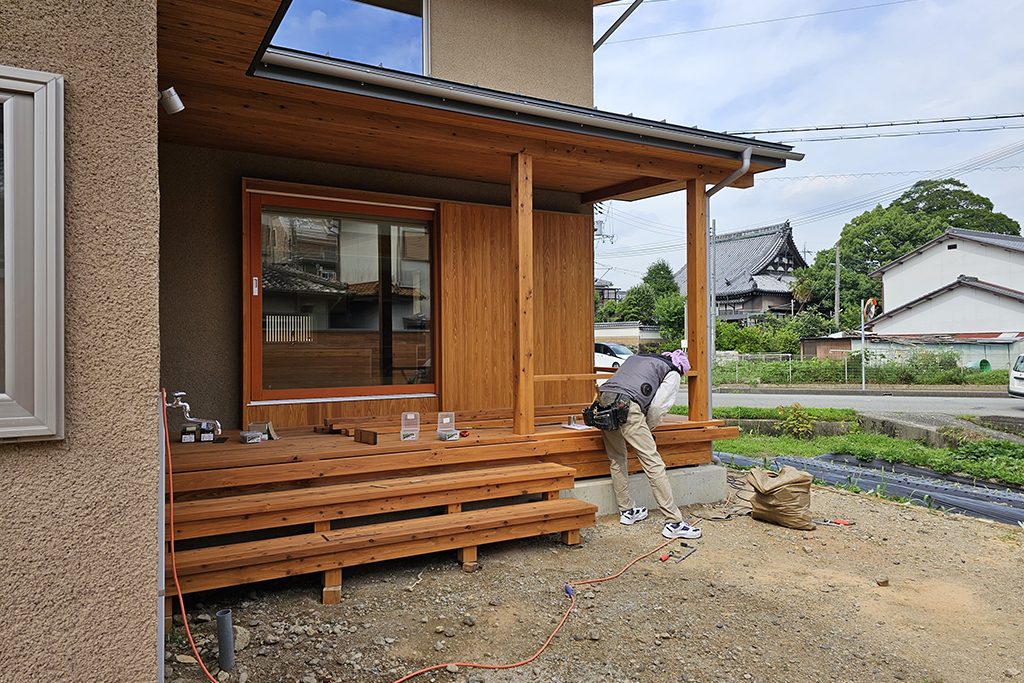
833, 245, 840, 327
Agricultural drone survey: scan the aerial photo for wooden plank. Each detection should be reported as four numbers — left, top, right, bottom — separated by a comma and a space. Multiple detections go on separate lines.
170, 498, 595, 576
172, 466, 581, 536
168, 508, 596, 595
512, 153, 535, 435
534, 373, 602, 383
171, 462, 574, 521
686, 178, 710, 422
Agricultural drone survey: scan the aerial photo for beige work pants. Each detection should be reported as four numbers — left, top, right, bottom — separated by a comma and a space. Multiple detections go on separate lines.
601, 400, 682, 524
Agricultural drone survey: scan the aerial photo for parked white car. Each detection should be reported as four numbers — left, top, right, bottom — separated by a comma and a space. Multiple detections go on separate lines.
1010, 354, 1024, 398
594, 342, 635, 369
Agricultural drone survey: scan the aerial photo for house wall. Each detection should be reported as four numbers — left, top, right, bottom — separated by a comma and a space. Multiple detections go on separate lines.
870, 287, 1024, 336
0, 2, 161, 681
430, 0, 594, 107
160, 144, 588, 429
882, 239, 1024, 309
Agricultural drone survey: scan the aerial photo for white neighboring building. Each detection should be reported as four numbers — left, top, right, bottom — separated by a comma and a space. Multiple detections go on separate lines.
873, 228, 1024, 308
863, 228, 1024, 368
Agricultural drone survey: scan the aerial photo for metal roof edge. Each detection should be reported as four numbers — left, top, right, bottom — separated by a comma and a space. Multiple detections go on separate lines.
256, 48, 804, 165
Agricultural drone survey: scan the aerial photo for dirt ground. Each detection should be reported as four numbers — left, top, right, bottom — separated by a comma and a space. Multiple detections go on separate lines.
165, 471, 1024, 683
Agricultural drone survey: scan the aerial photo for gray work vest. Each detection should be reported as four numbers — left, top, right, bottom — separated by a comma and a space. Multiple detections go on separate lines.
599, 355, 676, 414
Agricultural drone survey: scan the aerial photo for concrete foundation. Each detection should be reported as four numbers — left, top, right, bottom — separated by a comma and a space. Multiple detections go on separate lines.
563, 464, 727, 517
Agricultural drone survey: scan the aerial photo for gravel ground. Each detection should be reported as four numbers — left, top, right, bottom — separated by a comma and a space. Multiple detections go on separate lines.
165, 471, 1024, 683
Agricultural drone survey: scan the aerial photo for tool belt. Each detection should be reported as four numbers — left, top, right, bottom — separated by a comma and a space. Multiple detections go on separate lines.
582, 393, 630, 431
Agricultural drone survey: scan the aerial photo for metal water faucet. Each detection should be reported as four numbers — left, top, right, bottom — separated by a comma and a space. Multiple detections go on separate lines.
166, 391, 222, 436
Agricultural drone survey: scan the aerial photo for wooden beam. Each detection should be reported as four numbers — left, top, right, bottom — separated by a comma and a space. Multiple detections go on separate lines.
581, 177, 676, 204
686, 177, 709, 422
512, 153, 535, 435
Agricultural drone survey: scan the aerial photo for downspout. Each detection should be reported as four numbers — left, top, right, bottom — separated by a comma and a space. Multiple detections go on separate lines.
594, 0, 645, 52
703, 147, 752, 420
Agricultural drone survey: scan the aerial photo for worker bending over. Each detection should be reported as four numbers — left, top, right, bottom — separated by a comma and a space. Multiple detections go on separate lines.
591, 350, 701, 539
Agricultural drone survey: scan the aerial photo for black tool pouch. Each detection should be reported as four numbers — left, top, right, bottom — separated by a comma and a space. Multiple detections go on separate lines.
581, 394, 630, 430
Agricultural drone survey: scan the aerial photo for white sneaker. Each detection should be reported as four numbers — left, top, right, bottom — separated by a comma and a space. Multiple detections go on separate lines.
662, 521, 702, 539
619, 506, 649, 525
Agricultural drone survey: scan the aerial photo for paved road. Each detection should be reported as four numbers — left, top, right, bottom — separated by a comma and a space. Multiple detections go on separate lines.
698, 391, 1024, 417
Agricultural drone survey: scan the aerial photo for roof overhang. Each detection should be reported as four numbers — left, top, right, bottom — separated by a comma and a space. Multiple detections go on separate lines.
158, 0, 801, 202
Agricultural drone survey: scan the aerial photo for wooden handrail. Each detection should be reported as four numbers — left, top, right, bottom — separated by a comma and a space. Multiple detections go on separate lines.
534, 373, 610, 383
534, 370, 698, 383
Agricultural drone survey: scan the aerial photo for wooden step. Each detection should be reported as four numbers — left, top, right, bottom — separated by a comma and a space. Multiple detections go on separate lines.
166, 498, 597, 595
168, 462, 578, 540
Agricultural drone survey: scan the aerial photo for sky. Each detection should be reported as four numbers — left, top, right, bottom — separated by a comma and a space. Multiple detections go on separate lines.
592, 0, 1024, 289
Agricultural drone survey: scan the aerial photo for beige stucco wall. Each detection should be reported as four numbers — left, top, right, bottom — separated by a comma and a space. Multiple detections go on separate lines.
0, 1, 161, 681
430, 0, 594, 107
160, 143, 584, 431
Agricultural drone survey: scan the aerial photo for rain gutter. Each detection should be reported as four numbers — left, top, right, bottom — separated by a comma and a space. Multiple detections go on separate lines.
258, 48, 803, 165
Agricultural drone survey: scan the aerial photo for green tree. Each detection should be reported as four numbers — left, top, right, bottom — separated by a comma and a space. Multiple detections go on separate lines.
715, 320, 741, 350
654, 294, 686, 341
595, 300, 620, 323
618, 283, 657, 324
836, 204, 946, 275
641, 259, 680, 299
891, 178, 1020, 235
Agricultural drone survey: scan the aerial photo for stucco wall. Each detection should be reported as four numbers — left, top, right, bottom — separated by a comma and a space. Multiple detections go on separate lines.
0, 2, 161, 681
160, 143, 584, 430
882, 239, 1024, 309
430, 0, 594, 107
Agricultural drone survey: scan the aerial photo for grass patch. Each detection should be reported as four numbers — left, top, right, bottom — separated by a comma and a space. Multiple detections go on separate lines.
965, 369, 1009, 385
670, 405, 857, 422
718, 432, 1024, 487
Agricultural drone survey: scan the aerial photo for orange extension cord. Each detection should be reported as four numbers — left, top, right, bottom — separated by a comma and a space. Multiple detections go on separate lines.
162, 388, 221, 683
389, 535, 682, 683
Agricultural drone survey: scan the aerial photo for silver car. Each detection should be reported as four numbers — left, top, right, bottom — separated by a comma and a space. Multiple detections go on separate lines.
1010, 354, 1024, 399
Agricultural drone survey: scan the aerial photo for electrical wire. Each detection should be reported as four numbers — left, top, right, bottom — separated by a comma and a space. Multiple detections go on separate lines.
162, 388, 221, 683
776, 122, 1024, 143
597, 136, 1024, 258
761, 165, 1024, 181
605, 0, 918, 45
728, 112, 1024, 136
389, 535, 685, 683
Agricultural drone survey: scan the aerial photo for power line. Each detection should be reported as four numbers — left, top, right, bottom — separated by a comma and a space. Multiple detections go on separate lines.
778, 122, 1024, 143
595, 137, 1024, 258
606, 0, 918, 45
761, 165, 1024, 182
727, 112, 1024, 136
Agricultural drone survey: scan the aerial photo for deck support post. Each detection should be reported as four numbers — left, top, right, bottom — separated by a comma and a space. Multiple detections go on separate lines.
315, 521, 343, 604
511, 152, 535, 435
686, 178, 709, 422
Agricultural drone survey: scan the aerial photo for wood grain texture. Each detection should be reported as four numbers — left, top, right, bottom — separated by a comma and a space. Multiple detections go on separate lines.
686, 178, 709, 421
512, 153, 535, 435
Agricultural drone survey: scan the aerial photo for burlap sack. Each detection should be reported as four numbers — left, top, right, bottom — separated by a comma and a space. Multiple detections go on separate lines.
746, 466, 816, 530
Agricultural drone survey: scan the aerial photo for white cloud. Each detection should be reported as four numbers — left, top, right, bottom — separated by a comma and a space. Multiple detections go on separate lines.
592, 0, 1024, 288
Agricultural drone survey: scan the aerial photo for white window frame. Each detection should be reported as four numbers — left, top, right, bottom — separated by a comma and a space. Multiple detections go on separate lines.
0, 65, 64, 441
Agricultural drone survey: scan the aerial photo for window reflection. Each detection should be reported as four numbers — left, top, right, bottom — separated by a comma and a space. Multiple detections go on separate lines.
260, 208, 432, 391
272, 0, 424, 75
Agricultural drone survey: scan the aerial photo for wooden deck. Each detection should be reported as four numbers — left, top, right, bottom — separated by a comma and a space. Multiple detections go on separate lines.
164, 405, 735, 614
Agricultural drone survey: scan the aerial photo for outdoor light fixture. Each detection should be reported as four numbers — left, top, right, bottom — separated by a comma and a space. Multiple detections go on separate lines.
159, 87, 184, 114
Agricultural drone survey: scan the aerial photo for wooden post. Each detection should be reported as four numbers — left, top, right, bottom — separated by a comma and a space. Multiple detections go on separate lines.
686, 177, 709, 422
512, 153, 535, 435
316, 521, 343, 604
